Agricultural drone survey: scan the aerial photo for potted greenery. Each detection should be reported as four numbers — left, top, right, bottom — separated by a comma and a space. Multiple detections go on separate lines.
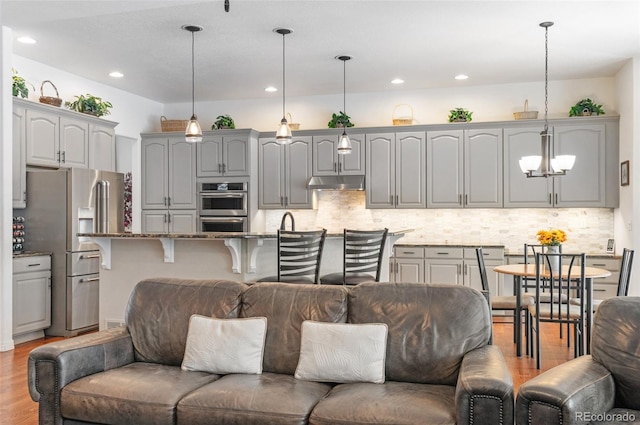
569, 98, 605, 117
212, 114, 236, 129
448, 108, 473, 123
328, 111, 354, 128
12, 68, 31, 98
65, 94, 113, 117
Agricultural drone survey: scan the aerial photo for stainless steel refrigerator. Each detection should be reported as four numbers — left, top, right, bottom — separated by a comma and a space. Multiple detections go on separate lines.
23, 168, 124, 336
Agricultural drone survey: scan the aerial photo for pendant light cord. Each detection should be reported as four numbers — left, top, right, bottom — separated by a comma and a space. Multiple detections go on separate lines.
282, 32, 286, 118
191, 30, 196, 117
343, 58, 346, 116
544, 24, 549, 133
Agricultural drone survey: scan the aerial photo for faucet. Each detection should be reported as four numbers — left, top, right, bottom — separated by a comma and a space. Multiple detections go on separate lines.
280, 211, 295, 231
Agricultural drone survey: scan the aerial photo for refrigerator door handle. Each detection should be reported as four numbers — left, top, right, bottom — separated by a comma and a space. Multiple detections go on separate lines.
79, 254, 100, 260
95, 180, 111, 233
79, 277, 100, 283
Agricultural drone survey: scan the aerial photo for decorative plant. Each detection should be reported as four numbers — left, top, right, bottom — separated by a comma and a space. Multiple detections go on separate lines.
12, 68, 30, 98
65, 94, 113, 117
212, 114, 235, 129
536, 229, 567, 246
448, 108, 473, 122
569, 98, 605, 117
328, 111, 354, 128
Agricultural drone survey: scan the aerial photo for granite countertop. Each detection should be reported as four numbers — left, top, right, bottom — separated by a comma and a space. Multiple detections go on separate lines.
13, 251, 52, 258
394, 243, 505, 248
79, 229, 414, 239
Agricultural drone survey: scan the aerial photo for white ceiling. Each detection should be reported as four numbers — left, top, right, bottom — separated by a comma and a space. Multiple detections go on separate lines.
2, 0, 639, 104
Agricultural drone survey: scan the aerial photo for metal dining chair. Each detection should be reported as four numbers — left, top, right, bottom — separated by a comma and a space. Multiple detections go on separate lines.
258, 229, 327, 284
528, 251, 586, 369
476, 247, 534, 351
320, 228, 388, 285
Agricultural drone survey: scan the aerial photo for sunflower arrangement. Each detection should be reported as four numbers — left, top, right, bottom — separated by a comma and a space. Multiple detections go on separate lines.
536, 229, 567, 246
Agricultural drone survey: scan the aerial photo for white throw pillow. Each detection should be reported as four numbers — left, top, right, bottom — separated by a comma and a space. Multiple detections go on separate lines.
294, 321, 388, 384
181, 315, 267, 375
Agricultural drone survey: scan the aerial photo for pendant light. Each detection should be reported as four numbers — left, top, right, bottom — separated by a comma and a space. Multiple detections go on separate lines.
520, 21, 575, 177
336, 55, 352, 155
183, 25, 203, 143
274, 28, 293, 144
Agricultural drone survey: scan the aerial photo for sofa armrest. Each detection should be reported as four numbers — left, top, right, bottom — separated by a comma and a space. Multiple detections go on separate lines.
28, 327, 134, 424
455, 345, 514, 425
516, 355, 615, 425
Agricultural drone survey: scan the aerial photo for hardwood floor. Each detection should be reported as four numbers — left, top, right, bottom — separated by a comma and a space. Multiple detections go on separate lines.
0, 320, 576, 425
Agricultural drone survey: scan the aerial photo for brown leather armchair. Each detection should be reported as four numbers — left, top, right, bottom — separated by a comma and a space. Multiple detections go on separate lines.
516, 296, 640, 425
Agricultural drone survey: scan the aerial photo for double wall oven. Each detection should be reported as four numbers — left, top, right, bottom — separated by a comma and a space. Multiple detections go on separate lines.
198, 180, 248, 232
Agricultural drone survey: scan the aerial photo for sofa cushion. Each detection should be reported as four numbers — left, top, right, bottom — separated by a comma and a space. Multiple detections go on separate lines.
177, 372, 333, 425
240, 282, 349, 375
592, 297, 640, 411
348, 282, 491, 385
126, 278, 247, 365
295, 321, 388, 384
309, 381, 456, 425
182, 315, 267, 375
60, 362, 218, 425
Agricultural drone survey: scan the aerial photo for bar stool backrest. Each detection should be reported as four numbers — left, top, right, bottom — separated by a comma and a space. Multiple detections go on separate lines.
277, 229, 327, 283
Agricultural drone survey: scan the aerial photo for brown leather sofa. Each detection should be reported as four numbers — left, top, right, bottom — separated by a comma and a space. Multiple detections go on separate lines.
29, 278, 514, 425
516, 296, 640, 425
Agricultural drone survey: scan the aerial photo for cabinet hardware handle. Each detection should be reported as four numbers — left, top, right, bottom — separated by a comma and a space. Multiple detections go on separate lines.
218, 163, 222, 173
390, 195, 394, 205
80, 277, 100, 283
57, 151, 61, 162
464, 264, 468, 275
164, 196, 168, 206
222, 163, 226, 173
79, 254, 100, 260
164, 213, 168, 223
548, 193, 552, 205
167, 213, 172, 223
465, 194, 468, 205
62, 151, 66, 163
458, 194, 462, 205
27, 263, 41, 267
402, 251, 415, 254
436, 252, 449, 255
339, 162, 343, 172
334, 162, 337, 172
555, 193, 558, 204
396, 195, 399, 206
167, 197, 171, 206
285, 196, 288, 206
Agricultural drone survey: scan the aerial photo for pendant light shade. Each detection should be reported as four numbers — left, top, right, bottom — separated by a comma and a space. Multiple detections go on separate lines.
183, 25, 203, 143
274, 28, 293, 144
520, 21, 575, 177
336, 55, 352, 155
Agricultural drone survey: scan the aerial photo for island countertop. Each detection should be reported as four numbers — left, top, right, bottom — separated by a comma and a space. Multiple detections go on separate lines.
78, 229, 413, 239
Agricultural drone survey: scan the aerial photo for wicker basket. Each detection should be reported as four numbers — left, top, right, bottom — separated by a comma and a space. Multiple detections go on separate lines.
39, 80, 62, 107
513, 99, 538, 120
392, 104, 414, 126
160, 116, 189, 132
287, 112, 300, 130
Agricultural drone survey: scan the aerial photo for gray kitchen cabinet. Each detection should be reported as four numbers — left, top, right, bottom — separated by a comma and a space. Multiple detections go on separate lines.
197, 135, 250, 177
390, 247, 424, 283
13, 106, 26, 208
141, 135, 197, 233
141, 210, 196, 233
504, 122, 609, 208
20, 99, 117, 170
312, 133, 365, 176
427, 129, 502, 208
366, 132, 425, 209
88, 123, 116, 172
259, 136, 314, 209
13, 255, 51, 338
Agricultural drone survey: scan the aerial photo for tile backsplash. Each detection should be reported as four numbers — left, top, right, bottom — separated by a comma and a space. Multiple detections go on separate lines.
264, 191, 614, 254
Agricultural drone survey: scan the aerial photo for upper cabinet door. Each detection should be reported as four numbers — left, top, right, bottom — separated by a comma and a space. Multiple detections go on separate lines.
88, 124, 116, 171
396, 132, 426, 208
366, 133, 395, 209
339, 133, 365, 175
13, 108, 27, 209
197, 136, 223, 177
60, 117, 89, 169
464, 129, 503, 208
286, 137, 314, 209
141, 139, 169, 209
26, 109, 60, 167
258, 138, 286, 209
168, 139, 197, 209
427, 130, 463, 208
223, 137, 249, 176
312, 135, 339, 176
553, 124, 606, 207
503, 127, 552, 207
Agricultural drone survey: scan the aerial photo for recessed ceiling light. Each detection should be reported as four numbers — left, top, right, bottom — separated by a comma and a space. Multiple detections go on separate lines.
109, 71, 124, 78
391, 78, 404, 85
265, 86, 278, 92
17, 36, 36, 44
455, 74, 469, 80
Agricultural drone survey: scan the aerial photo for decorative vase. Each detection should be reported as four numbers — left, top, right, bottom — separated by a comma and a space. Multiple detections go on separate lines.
546, 245, 561, 275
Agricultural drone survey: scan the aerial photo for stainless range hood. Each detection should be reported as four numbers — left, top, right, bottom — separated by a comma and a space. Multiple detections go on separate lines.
307, 175, 365, 191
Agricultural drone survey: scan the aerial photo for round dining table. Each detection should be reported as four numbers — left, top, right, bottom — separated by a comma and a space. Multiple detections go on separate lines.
493, 263, 611, 357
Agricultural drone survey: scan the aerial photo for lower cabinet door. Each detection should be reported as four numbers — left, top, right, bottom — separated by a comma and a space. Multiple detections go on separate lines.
392, 258, 424, 283
142, 210, 169, 233
424, 259, 462, 285
169, 211, 197, 233
13, 270, 51, 335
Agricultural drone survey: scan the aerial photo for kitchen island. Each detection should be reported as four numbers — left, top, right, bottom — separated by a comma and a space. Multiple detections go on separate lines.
78, 230, 410, 330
